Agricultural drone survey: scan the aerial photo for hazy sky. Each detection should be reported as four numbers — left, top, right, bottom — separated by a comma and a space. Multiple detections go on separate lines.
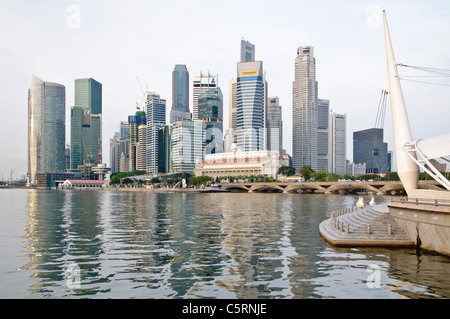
1, 0, 449, 180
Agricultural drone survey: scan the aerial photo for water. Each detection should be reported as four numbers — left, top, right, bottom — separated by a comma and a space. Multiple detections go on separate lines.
1, 188, 449, 299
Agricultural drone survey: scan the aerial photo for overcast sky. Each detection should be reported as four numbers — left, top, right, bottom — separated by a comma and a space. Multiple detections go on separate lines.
1, 0, 449, 180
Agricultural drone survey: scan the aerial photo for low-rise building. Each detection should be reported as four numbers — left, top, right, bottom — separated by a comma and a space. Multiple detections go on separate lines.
194, 144, 279, 178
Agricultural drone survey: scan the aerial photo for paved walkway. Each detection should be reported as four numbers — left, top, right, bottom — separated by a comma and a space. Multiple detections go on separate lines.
319, 203, 416, 247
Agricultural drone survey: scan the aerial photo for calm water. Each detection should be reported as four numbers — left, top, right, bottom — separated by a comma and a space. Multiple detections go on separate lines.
1, 188, 449, 299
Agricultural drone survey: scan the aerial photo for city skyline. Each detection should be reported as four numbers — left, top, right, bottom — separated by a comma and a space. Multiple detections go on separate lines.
1, 1, 450, 179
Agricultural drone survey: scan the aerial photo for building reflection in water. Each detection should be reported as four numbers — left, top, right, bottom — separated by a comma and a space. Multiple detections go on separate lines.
22, 190, 450, 298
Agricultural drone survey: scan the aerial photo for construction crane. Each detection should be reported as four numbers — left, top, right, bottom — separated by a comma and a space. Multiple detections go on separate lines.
81, 131, 92, 164
136, 76, 147, 111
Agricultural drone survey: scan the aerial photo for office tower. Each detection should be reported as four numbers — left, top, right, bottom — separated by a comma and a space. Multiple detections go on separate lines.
236, 61, 265, 152
110, 132, 120, 174
329, 112, 347, 175
353, 128, 389, 174
266, 96, 283, 155
128, 111, 146, 172
172, 65, 189, 112
146, 92, 166, 174
292, 46, 318, 171
171, 120, 206, 173
158, 125, 173, 174
120, 121, 129, 140
171, 64, 191, 124
136, 124, 147, 171
192, 72, 218, 120
28, 75, 66, 183
70, 78, 102, 170
198, 88, 223, 154
317, 99, 329, 171
241, 39, 255, 62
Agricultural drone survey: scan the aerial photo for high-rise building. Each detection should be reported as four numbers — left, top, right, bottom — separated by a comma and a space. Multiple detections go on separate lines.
317, 99, 329, 171
137, 124, 147, 171
70, 78, 102, 170
110, 132, 120, 174
198, 88, 223, 154
172, 65, 189, 112
236, 61, 265, 152
171, 64, 191, 124
241, 39, 255, 62
266, 96, 283, 155
28, 75, 66, 184
192, 72, 218, 121
171, 120, 206, 173
292, 46, 318, 171
158, 125, 173, 174
128, 111, 146, 172
146, 92, 166, 174
353, 128, 389, 174
329, 112, 347, 175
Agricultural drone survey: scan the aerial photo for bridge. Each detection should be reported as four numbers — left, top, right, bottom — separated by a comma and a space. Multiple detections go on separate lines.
218, 180, 445, 195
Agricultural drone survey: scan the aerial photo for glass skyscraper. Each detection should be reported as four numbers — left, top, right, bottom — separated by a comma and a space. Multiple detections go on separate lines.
240, 39, 255, 63
28, 75, 66, 183
329, 112, 347, 175
266, 96, 283, 155
146, 92, 166, 173
70, 78, 102, 170
236, 61, 265, 152
353, 128, 389, 174
292, 46, 318, 171
172, 64, 189, 112
192, 72, 218, 121
198, 88, 223, 154
317, 98, 329, 171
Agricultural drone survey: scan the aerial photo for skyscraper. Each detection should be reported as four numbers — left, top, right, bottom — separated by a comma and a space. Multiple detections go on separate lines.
317, 99, 330, 171
28, 75, 66, 183
292, 46, 318, 171
172, 64, 189, 112
171, 64, 191, 124
198, 88, 223, 154
353, 128, 389, 174
266, 96, 283, 155
128, 111, 146, 172
70, 78, 102, 170
146, 92, 166, 173
240, 39, 255, 62
171, 120, 206, 173
236, 61, 265, 152
192, 72, 218, 121
329, 112, 347, 175
110, 132, 120, 174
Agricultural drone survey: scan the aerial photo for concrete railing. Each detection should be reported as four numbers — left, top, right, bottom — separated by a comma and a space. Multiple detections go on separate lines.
330, 206, 363, 234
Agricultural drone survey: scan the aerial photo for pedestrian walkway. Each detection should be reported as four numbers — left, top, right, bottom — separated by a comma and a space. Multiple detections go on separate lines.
319, 203, 416, 247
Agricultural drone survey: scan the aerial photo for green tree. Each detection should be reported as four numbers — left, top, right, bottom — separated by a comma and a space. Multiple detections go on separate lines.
299, 165, 315, 181
278, 165, 295, 176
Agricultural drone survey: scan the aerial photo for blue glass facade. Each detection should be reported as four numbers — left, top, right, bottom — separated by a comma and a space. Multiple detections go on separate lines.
236, 61, 264, 151
172, 65, 189, 112
28, 75, 66, 183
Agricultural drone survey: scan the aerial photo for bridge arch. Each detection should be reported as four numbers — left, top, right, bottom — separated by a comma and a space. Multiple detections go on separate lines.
326, 183, 382, 194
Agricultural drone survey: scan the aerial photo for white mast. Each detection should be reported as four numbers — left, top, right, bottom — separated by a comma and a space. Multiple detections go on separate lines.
382, 10, 419, 195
